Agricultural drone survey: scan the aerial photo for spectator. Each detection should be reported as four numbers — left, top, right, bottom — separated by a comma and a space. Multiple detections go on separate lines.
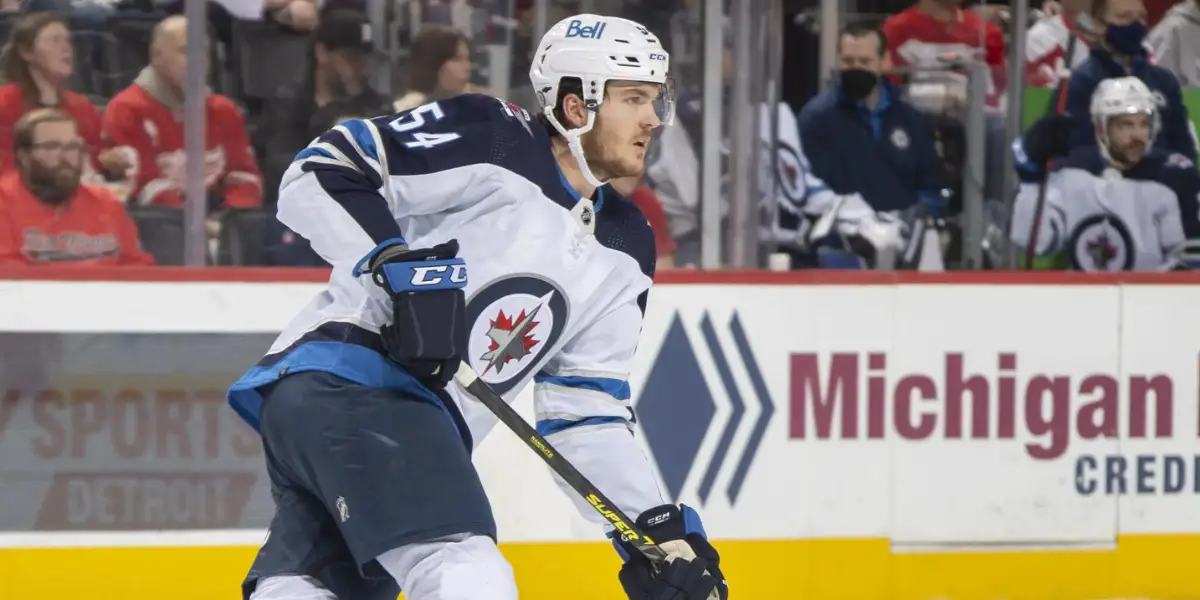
260, 8, 391, 197
0, 109, 153, 266
1026, 0, 1098, 88
797, 23, 945, 214
0, 13, 129, 177
1061, 0, 1198, 160
1147, 0, 1200, 86
394, 24, 475, 112
611, 175, 677, 270
883, 0, 1007, 111
102, 15, 263, 210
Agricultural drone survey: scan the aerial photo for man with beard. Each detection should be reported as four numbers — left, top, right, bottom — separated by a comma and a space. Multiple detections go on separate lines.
227, 14, 727, 600
1059, 0, 1197, 159
1012, 77, 1200, 271
0, 109, 153, 266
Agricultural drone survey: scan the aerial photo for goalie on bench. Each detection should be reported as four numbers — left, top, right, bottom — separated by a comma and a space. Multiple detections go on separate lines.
226, 14, 728, 600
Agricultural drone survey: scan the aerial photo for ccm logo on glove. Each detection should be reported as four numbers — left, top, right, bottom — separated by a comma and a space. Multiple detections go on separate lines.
409, 261, 468, 287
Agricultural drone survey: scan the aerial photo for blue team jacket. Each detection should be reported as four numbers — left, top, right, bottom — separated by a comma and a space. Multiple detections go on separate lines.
797, 78, 944, 213
1060, 47, 1197, 161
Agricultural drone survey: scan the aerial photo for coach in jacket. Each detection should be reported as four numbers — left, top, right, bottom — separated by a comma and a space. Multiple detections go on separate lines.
797, 22, 944, 214
1061, 0, 1197, 160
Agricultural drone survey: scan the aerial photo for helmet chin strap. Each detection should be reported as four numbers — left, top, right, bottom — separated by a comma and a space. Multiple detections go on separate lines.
545, 108, 608, 190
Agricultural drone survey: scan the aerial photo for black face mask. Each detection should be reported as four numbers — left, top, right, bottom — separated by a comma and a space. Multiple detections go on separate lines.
23, 161, 80, 205
1104, 21, 1148, 56
839, 69, 879, 102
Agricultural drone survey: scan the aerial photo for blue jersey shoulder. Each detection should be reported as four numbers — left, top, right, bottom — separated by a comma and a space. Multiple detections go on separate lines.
595, 186, 657, 281
340, 94, 547, 178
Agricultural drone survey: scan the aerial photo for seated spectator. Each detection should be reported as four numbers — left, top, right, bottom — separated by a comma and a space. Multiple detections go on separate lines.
1026, 0, 1099, 88
1061, 0, 1198, 160
260, 8, 391, 197
394, 24, 475, 112
0, 13, 130, 177
1147, 0, 1200, 86
798, 23, 945, 215
102, 15, 263, 210
0, 109, 153, 266
883, 0, 1007, 112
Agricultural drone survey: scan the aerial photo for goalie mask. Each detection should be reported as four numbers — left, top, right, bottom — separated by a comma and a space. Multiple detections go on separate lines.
1090, 77, 1160, 169
529, 15, 676, 188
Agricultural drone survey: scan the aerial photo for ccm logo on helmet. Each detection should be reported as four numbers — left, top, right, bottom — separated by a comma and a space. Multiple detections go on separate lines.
566, 19, 606, 39
648, 53, 666, 61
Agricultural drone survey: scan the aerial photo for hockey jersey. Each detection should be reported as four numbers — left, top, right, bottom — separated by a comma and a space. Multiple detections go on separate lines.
0, 83, 105, 173
1011, 146, 1200, 271
1025, 15, 1094, 88
883, 6, 1007, 111
102, 68, 263, 208
227, 94, 664, 525
645, 89, 809, 246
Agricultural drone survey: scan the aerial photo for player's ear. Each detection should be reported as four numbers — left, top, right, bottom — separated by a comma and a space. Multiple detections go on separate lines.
563, 93, 588, 129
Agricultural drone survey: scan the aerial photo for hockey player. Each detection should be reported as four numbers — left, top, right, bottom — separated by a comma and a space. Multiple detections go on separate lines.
1011, 76, 1200, 271
226, 14, 727, 600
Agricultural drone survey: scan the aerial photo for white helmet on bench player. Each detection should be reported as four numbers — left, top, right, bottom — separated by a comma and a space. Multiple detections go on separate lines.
529, 14, 675, 187
1090, 76, 1160, 167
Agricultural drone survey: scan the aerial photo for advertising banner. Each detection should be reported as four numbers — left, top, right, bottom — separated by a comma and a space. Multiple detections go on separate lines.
2, 274, 1198, 599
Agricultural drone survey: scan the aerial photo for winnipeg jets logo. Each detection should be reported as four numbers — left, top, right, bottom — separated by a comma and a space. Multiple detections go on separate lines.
465, 276, 570, 394
480, 302, 545, 375
1069, 214, 1134, 272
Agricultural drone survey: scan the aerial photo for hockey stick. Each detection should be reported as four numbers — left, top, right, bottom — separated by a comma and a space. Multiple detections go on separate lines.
452, 362, 671, 566
1024, 32, 1079, 268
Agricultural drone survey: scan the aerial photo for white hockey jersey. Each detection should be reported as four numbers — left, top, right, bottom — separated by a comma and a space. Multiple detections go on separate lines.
645, 94, 819, 244
1011, 153, 1189, 271
227, 94, 665, 524
1025, 15, 1093, 88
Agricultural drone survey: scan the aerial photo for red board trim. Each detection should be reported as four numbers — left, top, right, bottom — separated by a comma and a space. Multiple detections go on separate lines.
2, 267, 1200, 285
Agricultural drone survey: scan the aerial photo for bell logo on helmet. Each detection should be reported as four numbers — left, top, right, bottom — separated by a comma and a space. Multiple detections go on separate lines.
565, 19, 606, 39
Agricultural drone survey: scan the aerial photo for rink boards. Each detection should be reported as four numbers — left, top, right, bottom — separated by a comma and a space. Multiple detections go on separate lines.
2, 270, 1200, 599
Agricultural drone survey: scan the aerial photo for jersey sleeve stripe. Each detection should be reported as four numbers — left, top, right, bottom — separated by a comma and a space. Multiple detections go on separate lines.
337, 119, 381, 163
536, 415, 630, 437
533, 373, 631, 401
294, 146, 335, 162
305, 129, 385, 190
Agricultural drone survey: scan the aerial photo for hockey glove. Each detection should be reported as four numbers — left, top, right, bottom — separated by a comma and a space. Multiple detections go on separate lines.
355, 238, 468, 388
614, 504, 728, 600
1014, 113, 1072, 178
619, 553, 721, 600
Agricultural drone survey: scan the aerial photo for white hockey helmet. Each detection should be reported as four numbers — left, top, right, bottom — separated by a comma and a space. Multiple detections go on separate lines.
529, 14, 675, 188
1090, 77, 1160, 163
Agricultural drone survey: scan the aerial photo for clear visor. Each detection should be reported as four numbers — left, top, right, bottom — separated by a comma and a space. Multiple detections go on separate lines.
655, 77, 677, 126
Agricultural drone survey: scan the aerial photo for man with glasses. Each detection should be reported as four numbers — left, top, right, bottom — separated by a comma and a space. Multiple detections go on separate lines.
0, 109, 153, 266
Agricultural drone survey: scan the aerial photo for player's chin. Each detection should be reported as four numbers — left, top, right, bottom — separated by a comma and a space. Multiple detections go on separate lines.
609, 158, 645, 180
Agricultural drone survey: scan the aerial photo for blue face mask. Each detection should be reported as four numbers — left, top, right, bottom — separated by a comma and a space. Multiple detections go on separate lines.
1104, 21, 1148, 56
